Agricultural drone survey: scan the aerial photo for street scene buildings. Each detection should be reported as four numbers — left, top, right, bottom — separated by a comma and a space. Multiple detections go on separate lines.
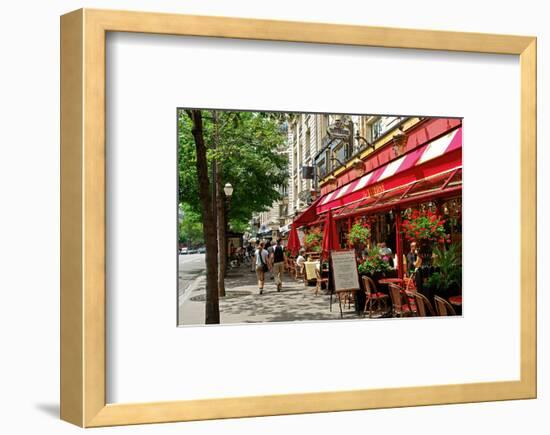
252, 114, 406, 238
178, 109, 463, 326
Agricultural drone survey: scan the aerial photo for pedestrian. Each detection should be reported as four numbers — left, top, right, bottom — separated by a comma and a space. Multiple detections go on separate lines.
265, 240, 275, 280
255, 241, 270, 294
246, 243, 254, 266
251, 240, 259, 272
271, 238, 286, 291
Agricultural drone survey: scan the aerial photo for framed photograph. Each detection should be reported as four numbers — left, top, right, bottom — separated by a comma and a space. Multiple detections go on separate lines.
60, 8, 536, 427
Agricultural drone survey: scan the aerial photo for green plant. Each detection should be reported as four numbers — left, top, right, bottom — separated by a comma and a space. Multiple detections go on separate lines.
357, 247, 392, 275
304, 227, 322, 252
427, 244, 462, 292
348, 220, 371, 246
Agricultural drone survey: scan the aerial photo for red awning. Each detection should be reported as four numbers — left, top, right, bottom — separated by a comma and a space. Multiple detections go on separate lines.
292, 197, 322, 228
317, 127, 462, 214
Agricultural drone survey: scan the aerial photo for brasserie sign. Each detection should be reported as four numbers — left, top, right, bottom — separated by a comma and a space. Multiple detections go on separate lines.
327, 118, 351, 140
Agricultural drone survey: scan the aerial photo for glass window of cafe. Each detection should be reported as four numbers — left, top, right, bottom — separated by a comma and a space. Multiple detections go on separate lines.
336, 196, 462, 253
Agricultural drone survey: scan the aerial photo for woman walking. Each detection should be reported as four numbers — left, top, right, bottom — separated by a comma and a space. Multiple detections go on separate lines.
255, 241, 270, 294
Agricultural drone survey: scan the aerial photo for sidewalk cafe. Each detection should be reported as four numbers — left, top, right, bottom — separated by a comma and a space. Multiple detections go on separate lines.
285, 122, 463, 319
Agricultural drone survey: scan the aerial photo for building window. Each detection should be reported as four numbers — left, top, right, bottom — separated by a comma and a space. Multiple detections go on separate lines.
370, 116, 403, 142
316, 155, 327, 178
372, 118, 384, 141
323, 114, 329, 133
332, 140, 349, 167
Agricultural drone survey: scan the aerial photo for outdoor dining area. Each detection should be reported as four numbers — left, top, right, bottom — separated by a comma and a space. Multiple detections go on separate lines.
279, 120, 463, 321
282, 197, 463, 320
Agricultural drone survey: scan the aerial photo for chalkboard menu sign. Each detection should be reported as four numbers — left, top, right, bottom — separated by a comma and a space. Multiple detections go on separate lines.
330, 249, 360, 292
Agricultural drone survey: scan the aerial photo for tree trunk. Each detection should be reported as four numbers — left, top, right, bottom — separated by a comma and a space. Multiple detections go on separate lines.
213, 110, 227, 297
186, 109, 219, 324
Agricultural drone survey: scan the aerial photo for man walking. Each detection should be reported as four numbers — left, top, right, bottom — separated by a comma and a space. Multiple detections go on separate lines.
255, 241, 270, 295
271, 238, 286, 291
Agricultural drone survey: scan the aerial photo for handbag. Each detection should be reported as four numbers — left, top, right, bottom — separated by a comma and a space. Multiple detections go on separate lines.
258, 249, 269, 272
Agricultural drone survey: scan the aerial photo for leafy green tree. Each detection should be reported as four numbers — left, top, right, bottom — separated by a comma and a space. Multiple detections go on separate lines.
178, 203, 204, 246
178, 109, 288, 323
178, 110, 288, 226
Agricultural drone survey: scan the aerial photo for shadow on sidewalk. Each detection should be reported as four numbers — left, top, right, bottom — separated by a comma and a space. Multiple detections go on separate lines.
180, 263, 360, 325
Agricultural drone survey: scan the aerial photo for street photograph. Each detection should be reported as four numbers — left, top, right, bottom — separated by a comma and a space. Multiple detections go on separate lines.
178, 109, 463, 326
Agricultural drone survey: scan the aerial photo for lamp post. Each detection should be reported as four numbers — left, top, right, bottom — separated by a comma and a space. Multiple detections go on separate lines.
224, 182, 233, 231
223, 183, 233, 276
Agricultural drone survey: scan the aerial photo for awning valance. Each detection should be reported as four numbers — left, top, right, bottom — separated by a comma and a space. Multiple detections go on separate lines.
331, 167, 462, 220
317, 127, 462, 214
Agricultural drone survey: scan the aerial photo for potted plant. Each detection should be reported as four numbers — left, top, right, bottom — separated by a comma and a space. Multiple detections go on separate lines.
349, 219, 371, 260
349, 219, 371, 249
426, 244, 462, 298
402, 209, 450, 267
304, 227, 322, 253
357, 247, 393, 281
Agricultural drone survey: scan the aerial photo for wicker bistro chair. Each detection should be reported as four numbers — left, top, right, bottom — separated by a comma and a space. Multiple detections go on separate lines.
410, 291, 435, 317
362, 276, 390, 318
314, 267, 329, 296
286, 258, 296, 278
434, 295, 457, 316
403, 274, 417, 292
388, 283, 415, 317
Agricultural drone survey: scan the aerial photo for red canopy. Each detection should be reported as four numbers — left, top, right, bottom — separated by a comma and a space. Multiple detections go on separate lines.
317, 127, 462, 214
292, 197, 321, 228
286, 224, 301, 256
321, 209, 339, 261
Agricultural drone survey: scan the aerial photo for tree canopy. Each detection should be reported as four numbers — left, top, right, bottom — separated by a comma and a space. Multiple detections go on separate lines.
178, 203, 204, 246
178, 110, 288, 229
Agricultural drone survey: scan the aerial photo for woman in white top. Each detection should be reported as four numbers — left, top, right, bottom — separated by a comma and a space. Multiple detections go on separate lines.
295, 249, 306, 280
255, 241, 270, 294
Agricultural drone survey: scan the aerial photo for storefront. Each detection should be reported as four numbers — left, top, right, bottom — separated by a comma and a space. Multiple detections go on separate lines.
293, 118, 462, 283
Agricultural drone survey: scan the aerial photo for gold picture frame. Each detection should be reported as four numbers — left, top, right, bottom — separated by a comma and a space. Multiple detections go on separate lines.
60, 8, 537, 427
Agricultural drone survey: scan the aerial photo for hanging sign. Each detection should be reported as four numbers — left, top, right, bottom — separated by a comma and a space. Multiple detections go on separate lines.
327, 118, 351, 140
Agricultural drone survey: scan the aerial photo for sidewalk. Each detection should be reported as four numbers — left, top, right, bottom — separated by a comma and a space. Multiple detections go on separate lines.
178, 262, 361, 325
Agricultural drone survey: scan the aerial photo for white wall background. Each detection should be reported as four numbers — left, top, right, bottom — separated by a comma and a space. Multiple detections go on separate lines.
0, 0, 546, 434
107, 33, 520, 403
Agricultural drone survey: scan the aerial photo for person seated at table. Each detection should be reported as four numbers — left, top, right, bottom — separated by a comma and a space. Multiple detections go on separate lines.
295, 249, 306, 279
379, 241, 394, 267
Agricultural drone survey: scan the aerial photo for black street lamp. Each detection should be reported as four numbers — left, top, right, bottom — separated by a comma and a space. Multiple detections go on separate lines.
223, 182, 234, 275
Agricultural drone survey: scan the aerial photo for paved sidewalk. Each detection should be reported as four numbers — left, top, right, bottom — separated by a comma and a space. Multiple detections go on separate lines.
178, 263, 362, 325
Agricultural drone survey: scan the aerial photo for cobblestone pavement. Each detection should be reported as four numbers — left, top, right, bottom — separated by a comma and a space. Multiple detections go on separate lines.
178, 263, 364, 325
